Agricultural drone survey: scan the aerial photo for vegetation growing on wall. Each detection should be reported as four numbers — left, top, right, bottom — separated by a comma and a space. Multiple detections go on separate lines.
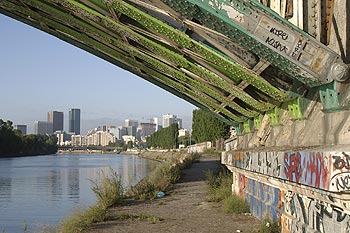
191, 109, 230, 144
146, 123, 178, 149
0, 119, 57, 157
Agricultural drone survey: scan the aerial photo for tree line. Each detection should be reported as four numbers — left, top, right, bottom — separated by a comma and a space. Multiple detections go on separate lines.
191, 109, 230, 143
0, 119, 57, 157
145, 109, 230, 149
146, 123, 178, 149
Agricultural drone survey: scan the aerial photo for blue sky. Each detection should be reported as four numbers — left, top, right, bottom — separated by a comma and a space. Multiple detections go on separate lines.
0, 14, 196, 134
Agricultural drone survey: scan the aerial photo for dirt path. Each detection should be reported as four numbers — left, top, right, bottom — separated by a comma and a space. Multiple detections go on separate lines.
87, 155, 260, 233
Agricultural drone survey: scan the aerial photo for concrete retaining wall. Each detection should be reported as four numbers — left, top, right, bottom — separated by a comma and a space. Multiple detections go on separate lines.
222, 146, 350, 232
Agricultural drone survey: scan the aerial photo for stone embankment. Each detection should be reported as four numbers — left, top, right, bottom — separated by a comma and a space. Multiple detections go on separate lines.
87, 153, 260, 233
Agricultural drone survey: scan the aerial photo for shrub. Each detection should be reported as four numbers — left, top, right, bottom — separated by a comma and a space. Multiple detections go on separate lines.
60, 169, 124, 232
128, 179, 157, 200
90, 169, 124, 208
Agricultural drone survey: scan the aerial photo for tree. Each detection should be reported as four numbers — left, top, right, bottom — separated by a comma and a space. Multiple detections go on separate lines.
146, 123, 178, 149
191, 109, 230, 143
0, 118, 58, 157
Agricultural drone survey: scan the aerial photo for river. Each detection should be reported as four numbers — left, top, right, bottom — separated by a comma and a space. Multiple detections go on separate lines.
0, 153, 158, 232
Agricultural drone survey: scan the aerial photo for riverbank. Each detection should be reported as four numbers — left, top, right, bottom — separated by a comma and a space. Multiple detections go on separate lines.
86, 154, 261, 233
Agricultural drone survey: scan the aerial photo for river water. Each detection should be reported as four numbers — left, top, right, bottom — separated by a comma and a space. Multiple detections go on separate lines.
0, 153, 158, 232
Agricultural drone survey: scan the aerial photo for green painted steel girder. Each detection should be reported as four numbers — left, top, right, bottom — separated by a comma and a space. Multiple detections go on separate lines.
161, 0, 348, 87
1, 0, 347, 127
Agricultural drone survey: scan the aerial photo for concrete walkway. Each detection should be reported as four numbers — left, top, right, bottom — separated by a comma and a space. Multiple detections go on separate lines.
87, 155, 260, 233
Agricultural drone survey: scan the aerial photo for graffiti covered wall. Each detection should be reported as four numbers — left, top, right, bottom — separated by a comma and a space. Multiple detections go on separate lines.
223, 149, 350, 232
223, 150, 350, 192
231, 170, 350, 233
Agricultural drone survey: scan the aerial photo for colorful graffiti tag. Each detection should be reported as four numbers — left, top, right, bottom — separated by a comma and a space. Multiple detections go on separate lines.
235, 173, 283, 221
331, 152, 350, 192
223, 150, 350, 192
232, 170, 350, 233
282, 151, 330, 190
282, 191, 350, 233
225, 149, 350, 232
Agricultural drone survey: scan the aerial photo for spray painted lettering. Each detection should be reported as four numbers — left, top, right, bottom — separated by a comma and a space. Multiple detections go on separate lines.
269, 27, 289, 40
265, 37, 288, 53
282, 191, 350, 233
283, 152, 302, 183
331, 173, 350, 192
333, 152, 350, 170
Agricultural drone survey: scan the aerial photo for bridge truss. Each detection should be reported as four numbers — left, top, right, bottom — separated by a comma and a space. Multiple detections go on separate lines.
1, 0, 348, 130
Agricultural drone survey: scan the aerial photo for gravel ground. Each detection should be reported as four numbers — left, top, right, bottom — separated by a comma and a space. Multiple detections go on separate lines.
86, 155, 260, 233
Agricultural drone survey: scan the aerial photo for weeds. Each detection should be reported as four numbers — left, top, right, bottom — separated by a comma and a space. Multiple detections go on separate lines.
117, 213, 164, 223
90, 169, 124, 208
257, 219, 281, 233
59, 169, 124, 232
206, 166, 250, 214
128, 153, 199, 200
223, 195, 250, 214
128, 179, 157, 200
60, 153, 198, 232
59, 204, 107, 233
206, 167, 232, 202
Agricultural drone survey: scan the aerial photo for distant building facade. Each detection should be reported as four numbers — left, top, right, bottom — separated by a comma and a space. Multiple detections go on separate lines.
162, 114, 182, 128
178, 128, 189, 137
85, 131, 115, 146
122, 135, 136, 144
125, 119, 138, 128
127, 126, 137, 137
34, 121, 53, 135
151, 117, 161, 131
71, 135, 87, 147
47, 111, 63, 132
14, 125, 27, 135
69, 108, 80, 135
55, 131, 74, 146
140, 123, 156, 138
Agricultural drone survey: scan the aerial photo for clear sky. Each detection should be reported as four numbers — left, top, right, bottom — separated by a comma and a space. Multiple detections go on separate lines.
0, 14, 196, 134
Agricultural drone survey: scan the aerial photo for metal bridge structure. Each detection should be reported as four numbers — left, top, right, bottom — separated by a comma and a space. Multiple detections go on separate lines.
1, 0, 350, 232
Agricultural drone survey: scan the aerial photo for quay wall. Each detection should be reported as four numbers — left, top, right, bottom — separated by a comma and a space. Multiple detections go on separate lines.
222, 145, 350, 232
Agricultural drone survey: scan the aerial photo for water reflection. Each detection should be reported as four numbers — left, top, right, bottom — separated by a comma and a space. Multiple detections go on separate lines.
0, 154, 158, 232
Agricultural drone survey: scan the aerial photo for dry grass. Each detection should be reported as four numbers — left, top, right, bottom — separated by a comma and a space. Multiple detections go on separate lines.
58, 204, 106, 233
59, 169, 124, 233
128, 153, 199, 200
206, 167, 250, 214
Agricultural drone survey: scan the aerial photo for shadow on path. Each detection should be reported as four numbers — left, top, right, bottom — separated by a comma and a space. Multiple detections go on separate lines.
179, 156, 221, 183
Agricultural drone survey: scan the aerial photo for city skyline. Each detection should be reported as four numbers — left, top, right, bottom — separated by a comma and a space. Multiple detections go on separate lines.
8, 107, 192, 136
0, 14, 195, 134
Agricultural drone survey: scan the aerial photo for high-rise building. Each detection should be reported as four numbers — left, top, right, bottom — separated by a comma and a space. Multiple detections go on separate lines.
127, 126, 137, 137
55, 131, 74, 146
48, 111, 64, 132
69, 108, 81, 135
125, 119, 138, 128
34, 121, 53, 135
14, 125, 27, 135
140, 123, 156, 138
162, 114, 182, 128
151, 117, 160, 131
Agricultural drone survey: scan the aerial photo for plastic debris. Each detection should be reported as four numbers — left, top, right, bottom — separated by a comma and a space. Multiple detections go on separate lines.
157, 191, 165, 198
